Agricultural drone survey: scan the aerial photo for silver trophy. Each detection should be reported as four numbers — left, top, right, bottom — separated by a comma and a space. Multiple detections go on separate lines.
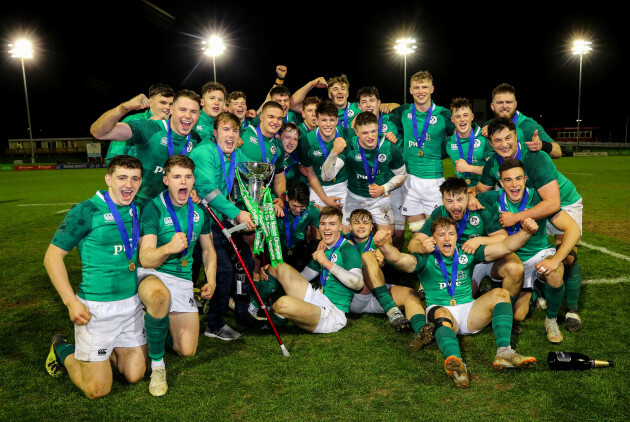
237, 161, 276, 205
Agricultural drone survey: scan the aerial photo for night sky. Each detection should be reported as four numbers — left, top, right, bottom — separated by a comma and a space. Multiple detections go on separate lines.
1, 2, 627, 146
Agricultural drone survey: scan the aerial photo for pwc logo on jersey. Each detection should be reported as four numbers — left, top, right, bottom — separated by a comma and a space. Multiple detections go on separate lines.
154, 166, 165, 174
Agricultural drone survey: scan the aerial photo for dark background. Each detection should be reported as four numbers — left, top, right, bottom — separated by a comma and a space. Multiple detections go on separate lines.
1, 1, 627, 145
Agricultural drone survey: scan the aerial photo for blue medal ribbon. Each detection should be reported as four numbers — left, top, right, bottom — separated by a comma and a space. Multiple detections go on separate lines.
315, 128, 340, 159
433, 245, 459, 301
103, 191, 139, 266
284, 152, 300, 177
499, 188, 529, 235
455, 129, 476, 178
341, 103, 350, 128
163, 192, 194, 260
320, 236, 345, 289
456, 209, 470, 241
167, 118, 192, 157
284, 202, 305, 248
412, 102, 435, 151
217, 144, 236, 195
512, 111, 520, 125
363, 234, 373, 253
255, 125, 278, 164
358, 138, 382, 185
378, 113, 384, 135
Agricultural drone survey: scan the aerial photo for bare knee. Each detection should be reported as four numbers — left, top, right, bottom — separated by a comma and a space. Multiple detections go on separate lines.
176, 343, 198, 357
83, 381, 112, 400
491, 287, 511, 302
272, 296, 291, 315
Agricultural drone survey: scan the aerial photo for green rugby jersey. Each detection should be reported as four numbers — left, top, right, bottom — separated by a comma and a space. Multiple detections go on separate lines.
194, 110, 216, 144
445, 124, 492, 187
480, 148, 581, 207
140, 191, 211, 281
283, 152, 309, 187
478, 188, 553, 262
342, 137, 404, 198
51, 190, 140, 302
378, 112, 402, 139
126, 119, 201, 207
105, 109, 153, 164
307, 238, 363, 312
337, 102, 362, 129
413, 246, 486, 307
297, 127, 355, 186
420, 205, 502, 246
189, 142, 246, 222
239, 125, 285, 174
277, 203, 319, 249
389, 103, 455, 178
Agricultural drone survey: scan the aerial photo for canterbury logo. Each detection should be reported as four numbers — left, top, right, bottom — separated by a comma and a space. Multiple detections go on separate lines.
97, 349, 107, 355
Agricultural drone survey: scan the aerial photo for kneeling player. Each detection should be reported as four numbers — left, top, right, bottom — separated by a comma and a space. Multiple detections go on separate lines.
137, 155, 216, 396
376, 216, 539, 388
346, 209, 431, 343
478, 159, 581, 343
264, 207, 363, 333
44, 155, 147, 399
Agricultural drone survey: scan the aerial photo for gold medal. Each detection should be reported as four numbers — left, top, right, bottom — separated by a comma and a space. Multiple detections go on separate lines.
418, 149, 423, 157
128, 262, 136, 272
465, 178, 471, 185
450, 298, 456, 306
333, 177, 336, 183
182, 258, 188, 267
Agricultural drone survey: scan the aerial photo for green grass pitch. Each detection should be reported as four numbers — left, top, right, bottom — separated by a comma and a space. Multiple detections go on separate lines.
0, 156, 628, 421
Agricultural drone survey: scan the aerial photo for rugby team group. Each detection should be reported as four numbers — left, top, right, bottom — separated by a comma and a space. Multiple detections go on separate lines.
43, 65, 584, 395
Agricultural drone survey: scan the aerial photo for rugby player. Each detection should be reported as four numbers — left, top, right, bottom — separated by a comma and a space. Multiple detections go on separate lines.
376, 216, 539, 388
389, 71, 455, 233
90, 89, 203, 209
44, 155, 147, 399
137, 155, 216, 396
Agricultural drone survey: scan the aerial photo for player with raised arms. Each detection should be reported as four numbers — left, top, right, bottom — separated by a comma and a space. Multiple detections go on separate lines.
90, 89, 203, 209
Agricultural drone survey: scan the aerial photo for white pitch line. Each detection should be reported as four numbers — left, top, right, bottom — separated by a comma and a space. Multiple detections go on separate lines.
580, 241, 630, 262
562, 172, 595, 176
583, 277, 630, 284
18, 203, 78, 206
56, 209, 71, 214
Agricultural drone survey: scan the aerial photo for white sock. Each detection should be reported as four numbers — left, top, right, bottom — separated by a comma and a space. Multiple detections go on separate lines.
151, 358, 165, 371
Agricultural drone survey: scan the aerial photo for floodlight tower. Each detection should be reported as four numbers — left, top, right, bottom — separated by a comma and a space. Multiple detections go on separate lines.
572, 39, 592, 149
9, 39, 35, 163
395, 38, 416, 104
202, 35, 226, 82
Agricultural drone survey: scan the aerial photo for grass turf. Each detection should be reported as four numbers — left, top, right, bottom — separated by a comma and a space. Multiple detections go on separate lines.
0, 156, 629, 421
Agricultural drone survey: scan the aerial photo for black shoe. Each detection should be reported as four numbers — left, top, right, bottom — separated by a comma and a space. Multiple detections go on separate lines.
410, 322, 435, 350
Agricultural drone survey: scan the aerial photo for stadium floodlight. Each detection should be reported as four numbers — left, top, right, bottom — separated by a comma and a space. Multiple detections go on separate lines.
572, 39, 592, 149
202, 35, 226, 82
9, 39, 35, 163
395, 38, 416, 104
